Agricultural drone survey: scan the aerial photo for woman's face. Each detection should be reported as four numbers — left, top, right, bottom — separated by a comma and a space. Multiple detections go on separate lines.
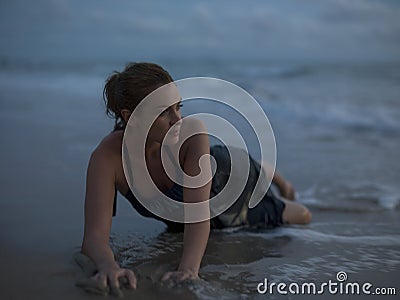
147, 101, 182, 145
127, 82, 182, 146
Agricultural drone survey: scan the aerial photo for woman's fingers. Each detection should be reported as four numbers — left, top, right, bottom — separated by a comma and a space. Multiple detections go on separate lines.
161, 271, 172, 281
108, 272, 123, 297
109, 285, 123, 298
75, 277, 109, 295
108, 269, 137, 296
77, 268, 136, 297
161, 270, 197, 283
108, 272, 120, 289
93, 272, 108, 288
177, 272, 190, 281
123, 269, 137, 289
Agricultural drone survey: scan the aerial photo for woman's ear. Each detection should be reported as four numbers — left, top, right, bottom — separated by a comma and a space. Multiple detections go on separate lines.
121, 109, 132, 124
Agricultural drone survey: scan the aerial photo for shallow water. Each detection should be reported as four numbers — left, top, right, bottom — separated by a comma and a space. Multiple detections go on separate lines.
105, 209, 399, 299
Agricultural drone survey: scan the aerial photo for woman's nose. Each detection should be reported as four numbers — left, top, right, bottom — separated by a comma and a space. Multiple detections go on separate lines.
170, 109, 181, 125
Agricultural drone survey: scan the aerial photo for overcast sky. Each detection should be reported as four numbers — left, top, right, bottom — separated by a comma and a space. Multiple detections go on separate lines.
0, 0, 399, 63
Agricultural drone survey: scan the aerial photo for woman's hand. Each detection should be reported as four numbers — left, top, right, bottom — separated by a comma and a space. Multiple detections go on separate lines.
161, 268, 199, 283
76, 264, 136, 297
278, 180, 296, 200
271, 170, 296, 201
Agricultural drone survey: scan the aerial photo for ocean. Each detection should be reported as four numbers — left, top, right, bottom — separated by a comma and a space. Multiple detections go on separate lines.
0, 59, 399, 299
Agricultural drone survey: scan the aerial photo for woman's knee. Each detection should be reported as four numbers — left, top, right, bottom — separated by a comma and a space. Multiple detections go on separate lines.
282, 201, 312, 225
300, 207, 312, 224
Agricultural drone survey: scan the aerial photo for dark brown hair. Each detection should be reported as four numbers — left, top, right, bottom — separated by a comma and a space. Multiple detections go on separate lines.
103, 62, 174, 130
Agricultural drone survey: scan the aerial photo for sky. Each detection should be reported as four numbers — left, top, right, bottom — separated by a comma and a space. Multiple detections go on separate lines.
0, 0, 399, 64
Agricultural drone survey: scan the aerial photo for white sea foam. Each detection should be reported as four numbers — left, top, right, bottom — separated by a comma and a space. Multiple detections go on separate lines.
378, 195, 400, 210
297, 183, 400, 211
266, 227, 400, 246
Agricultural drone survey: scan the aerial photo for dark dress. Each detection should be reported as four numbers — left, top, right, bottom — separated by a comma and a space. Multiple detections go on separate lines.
113, 145, 285, 232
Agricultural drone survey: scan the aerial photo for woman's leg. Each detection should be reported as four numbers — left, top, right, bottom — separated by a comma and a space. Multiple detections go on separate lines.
281, 198, 312, 225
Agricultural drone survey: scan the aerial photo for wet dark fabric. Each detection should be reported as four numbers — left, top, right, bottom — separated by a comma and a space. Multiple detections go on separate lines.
246, 189, 286, 228
113, 145, 285, 231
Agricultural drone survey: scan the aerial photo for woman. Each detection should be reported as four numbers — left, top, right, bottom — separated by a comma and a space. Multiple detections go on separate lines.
80, 62, 312, 292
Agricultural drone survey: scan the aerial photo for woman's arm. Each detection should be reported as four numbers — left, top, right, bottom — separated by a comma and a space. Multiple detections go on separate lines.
272, 170, 295, 200
81, 147, 136, 290
260, 160, 296, 200
162, 120, 211, 281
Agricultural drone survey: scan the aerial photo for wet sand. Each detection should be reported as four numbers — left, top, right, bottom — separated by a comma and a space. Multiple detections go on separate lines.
4, 196, 398, 300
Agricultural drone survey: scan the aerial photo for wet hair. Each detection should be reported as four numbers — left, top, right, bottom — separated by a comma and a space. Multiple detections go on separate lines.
103, 62, 174, 130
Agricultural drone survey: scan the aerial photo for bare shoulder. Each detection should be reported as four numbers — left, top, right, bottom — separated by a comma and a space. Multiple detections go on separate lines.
180, 117, 210, 159
180, 117, 208, 149
181, 117, 207, 133
90, 130, 123, 162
